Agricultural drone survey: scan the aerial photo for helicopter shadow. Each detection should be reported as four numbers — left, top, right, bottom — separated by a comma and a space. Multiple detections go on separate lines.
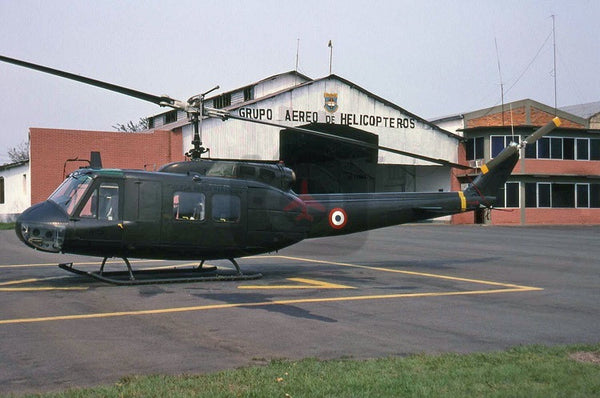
191, 291, 338, 323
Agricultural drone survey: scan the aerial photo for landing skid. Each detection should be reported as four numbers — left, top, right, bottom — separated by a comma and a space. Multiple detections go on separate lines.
58, 257, 262, 285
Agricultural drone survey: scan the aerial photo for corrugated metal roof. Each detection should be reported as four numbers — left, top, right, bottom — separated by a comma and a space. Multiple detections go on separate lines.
560, 101, 600, 119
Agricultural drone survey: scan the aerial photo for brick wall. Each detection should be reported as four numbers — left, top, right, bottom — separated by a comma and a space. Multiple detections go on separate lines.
467, 106, 585, 129
30, 128, 183, 205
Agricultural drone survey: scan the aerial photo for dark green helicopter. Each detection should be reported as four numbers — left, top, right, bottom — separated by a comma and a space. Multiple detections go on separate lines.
1, 55, 561, 284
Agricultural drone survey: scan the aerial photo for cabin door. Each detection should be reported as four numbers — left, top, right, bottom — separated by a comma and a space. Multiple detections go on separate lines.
122, 180, 162, 249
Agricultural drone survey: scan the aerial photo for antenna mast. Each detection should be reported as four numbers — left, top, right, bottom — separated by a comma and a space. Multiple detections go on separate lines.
494, 37, 505, 126
328, 40, 333, 75
552, 14, 557, 114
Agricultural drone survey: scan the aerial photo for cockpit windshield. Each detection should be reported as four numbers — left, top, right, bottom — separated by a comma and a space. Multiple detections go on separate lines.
48, 172, 93, 215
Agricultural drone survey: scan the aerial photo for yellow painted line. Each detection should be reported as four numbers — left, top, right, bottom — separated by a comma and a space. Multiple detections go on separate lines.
0, 286, 540, 325
0, 277, 88, 292
269, 255, 537, 290
0, 287, 88, 292
238, 277, 355, 290
458, 191, 467, 212
0, 255, 542, 324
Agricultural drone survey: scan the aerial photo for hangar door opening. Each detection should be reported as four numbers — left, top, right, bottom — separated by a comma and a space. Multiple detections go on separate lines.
280, 123, 378, 194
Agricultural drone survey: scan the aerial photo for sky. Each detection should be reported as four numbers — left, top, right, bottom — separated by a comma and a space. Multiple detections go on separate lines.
1, 0, 599, 164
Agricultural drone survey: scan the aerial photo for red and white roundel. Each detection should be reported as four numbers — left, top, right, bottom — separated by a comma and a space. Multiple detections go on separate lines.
328, 208, 348, 229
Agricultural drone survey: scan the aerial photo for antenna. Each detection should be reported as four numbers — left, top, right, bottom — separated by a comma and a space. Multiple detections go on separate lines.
328, 40, 333, 75
510, 103, 515, 141
494, 37, 505, 126
552, 14, 557, 114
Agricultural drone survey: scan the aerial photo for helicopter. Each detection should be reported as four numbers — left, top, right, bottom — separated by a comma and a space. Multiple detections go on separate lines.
1, 55, 561, 285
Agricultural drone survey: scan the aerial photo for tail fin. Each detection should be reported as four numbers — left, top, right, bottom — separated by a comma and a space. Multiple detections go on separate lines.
464, 117, 561, 203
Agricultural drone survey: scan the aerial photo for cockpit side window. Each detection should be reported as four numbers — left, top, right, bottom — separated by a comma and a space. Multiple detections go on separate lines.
79, 182, 120, 221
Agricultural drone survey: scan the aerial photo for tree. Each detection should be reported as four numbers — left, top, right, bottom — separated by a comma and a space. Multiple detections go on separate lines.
7, 140, 29, 163
112, 117, 150, 132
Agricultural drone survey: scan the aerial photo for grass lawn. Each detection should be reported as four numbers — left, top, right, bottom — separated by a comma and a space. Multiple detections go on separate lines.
0, 222, 15, 230
22, 344, 600, 397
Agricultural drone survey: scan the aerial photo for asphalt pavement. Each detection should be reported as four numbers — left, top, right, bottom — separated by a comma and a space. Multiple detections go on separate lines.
1, 224, 599, 394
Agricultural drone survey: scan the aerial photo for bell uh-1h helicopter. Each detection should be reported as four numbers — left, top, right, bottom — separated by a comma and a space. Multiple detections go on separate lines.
1, 55, 561, 285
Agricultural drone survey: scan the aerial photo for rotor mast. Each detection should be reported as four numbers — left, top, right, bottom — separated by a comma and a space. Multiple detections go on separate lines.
185, 85, 219, 160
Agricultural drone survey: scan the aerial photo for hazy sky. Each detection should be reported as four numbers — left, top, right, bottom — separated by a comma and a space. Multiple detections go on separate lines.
1, 0, 598, 164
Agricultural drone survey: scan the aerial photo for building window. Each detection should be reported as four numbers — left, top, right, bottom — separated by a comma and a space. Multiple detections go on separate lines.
466, 137, 484, 161
243, 86, 254, 102
165, 110, 178, 124
591, 139, 600, 160
524, 136, 600, 161
576, 139, 589, 160
591, 184, 600, 208
148, 117, 155, 129
537, 137, 550, 159
552, 184, 575, 208
538, 183, 551, 208
525, 141, 537, 158
525, 182, 537, 207
213, 93, 232, 109
524, 182, 600, 208
496, 182, 520, 208
491, 135, 520, 158
576, 184, 589, 208
0, 177, 4, 204
563, 138, 575, 160
550, 137, 563, 159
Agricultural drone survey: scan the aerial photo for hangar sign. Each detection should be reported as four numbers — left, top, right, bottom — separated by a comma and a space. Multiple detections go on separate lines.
237, 106, 416, 129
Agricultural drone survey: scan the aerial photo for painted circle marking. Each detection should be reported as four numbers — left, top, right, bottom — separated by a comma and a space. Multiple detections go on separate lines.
328, 208, 347, 229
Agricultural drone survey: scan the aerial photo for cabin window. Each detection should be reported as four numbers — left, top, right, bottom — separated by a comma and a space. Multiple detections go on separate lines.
0, 177, 4, 204
212, 194, 240, 223
173, 192, 205, 221
79, 182, 120, 220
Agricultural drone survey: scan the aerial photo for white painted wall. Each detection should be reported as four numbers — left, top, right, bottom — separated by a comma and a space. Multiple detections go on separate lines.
0, 162, 30, 222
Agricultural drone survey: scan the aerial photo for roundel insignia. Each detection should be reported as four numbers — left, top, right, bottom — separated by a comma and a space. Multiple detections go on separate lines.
328, 208, 347, 229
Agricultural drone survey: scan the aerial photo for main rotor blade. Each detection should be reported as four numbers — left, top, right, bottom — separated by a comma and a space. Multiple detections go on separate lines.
216, 112, 471, 170
0, 54, 177, 108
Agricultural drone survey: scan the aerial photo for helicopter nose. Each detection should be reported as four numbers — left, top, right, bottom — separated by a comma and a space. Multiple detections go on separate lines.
16, 201, 69, 253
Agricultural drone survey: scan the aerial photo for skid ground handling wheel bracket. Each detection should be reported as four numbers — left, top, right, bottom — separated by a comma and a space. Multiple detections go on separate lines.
58, 257, 262, 285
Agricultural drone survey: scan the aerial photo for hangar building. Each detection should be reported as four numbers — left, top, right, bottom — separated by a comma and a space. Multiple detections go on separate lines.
150, 71, 460, 194
0, 71, 460, 221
